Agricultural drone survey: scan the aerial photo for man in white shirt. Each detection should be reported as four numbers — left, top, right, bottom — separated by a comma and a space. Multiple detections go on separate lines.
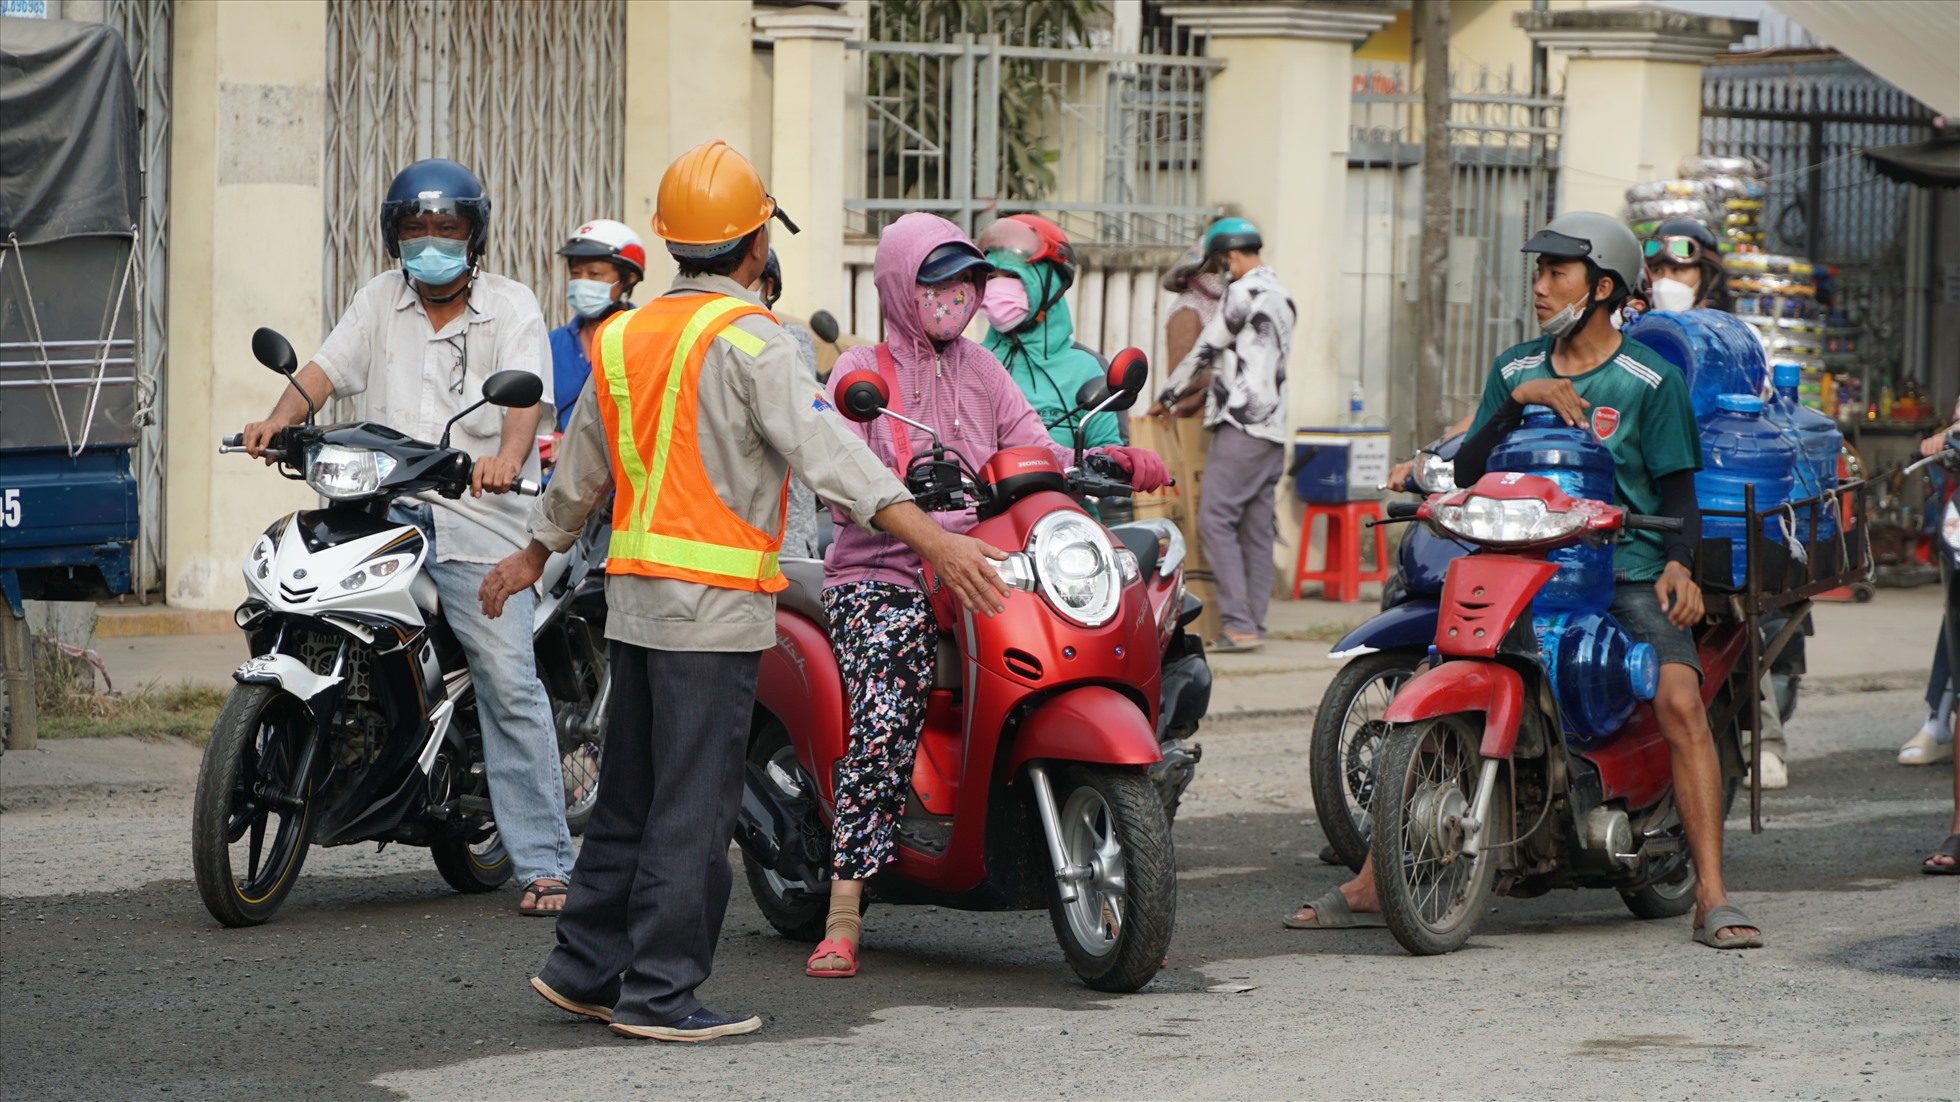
242, 159, 577, 915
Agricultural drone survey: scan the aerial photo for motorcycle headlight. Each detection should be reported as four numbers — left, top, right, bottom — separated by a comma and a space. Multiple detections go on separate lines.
1413, 450, 1459, 495
306, 444, 397, 501
338, 554, 411, 595
1432, 495, 1585, 546
247, 535, 276, 582
1030, 511, 1122, 626
1944, 502, 1960, 554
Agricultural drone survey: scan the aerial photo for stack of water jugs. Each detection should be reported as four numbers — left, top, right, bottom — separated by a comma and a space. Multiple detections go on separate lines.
1489, 409, 1658, 747
1623, 308, 1844, 589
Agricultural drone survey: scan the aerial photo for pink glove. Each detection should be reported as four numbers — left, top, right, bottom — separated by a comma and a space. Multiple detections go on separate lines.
1100, 446, 1170, 493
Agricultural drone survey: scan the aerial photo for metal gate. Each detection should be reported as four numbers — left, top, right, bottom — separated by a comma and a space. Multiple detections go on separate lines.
1347, 65, 1564, 430
107, 0, 171, 598
323, 0, 626, 342
1700, 55, 1936, 386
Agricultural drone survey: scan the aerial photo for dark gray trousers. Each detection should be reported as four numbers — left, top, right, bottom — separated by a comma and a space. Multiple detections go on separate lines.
1197, 423, 1285, 636
538, 643, 761, 1026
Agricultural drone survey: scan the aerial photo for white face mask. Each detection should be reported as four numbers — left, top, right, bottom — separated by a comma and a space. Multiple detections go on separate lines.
1650, 277, 1697, 313
1539, 294, 1592, 340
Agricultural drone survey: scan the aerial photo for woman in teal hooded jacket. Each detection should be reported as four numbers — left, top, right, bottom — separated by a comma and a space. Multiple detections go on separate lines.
977, 215, 1123, 453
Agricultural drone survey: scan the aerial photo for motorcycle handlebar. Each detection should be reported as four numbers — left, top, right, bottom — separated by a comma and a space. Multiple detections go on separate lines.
510, 478, 542, 497
1623, 513, 1683, 533
1385, 501, 1420, 519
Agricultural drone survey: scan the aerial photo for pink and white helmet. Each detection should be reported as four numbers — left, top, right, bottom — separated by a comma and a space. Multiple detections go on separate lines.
558, 218, 646, 277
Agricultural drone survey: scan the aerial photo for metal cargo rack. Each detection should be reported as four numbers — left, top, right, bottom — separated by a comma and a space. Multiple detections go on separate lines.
1693, 477, 1877, 832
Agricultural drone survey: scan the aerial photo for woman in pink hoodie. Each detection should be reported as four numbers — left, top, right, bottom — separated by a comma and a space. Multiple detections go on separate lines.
807, 213, 1165, 978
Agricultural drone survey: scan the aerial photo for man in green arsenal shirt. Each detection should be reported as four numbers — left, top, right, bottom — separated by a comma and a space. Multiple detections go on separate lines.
1287, 212, 1762, 950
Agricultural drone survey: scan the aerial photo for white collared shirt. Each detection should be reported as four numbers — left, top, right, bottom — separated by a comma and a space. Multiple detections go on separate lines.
312, 271, 553, 563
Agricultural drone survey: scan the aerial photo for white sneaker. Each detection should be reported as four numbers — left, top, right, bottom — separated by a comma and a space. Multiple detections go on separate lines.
1898, 730, 1955, 766
1760, 751, 1788, 789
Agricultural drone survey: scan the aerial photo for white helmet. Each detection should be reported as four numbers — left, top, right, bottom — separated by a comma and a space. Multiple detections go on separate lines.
558, 218, 646, 277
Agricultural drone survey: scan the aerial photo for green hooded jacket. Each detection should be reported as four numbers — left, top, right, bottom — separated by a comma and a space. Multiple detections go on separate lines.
982, 254, 1123, 454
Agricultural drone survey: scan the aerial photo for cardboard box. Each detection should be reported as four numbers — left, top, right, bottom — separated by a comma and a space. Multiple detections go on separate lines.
1129, 415, 1211, 574
1292, 427, 1391, 502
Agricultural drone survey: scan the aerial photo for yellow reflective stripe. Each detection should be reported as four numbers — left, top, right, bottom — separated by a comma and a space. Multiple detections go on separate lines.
596, 310, 647, 517
717, 324, 765, 356
609, 530, 781, 582
637, 296, 755, 531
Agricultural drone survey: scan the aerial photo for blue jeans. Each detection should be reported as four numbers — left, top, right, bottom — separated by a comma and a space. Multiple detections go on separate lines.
392, 504, 576, 886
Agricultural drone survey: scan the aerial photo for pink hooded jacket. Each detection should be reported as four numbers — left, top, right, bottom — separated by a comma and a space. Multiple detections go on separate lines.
823, 212, 1072, 592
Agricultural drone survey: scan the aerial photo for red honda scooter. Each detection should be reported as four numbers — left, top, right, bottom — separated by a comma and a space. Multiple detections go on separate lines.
1366, 473, 1749, 955
734, 350, 1210, 992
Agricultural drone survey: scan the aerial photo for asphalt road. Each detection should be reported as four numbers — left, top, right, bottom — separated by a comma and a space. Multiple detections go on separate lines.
2, 687, 1954, 1101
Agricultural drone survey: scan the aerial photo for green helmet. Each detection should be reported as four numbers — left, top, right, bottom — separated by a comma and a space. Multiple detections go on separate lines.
1203, 217, 1262, 256
1522, 211, 1643, 297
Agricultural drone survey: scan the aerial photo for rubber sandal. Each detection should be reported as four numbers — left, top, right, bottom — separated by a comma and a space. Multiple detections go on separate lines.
530, 976, 612, 1023
518, 879, 569, 917
1282, 888, 1385, 929
1209, 634, 1263, 653
805, 936, 860, 978
1693, 904, 1764, 950
1922, 833, 1960, 875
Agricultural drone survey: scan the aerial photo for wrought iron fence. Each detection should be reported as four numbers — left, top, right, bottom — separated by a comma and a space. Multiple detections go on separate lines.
849, 13, 1219, 248
1700, 56, 1935, 381
1347, 65, 1564, 425
323, 0, 626, 340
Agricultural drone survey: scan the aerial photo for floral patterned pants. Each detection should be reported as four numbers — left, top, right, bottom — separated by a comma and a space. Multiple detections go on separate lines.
823, 580, 937, 880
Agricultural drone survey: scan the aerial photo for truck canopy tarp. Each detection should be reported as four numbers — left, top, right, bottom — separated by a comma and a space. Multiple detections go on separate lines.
0, 17, 140, 244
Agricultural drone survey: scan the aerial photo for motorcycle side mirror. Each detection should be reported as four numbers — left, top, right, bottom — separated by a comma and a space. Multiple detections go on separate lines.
810, 309, 841, 344
833, 368, 889, 424
251, 327, 315, 424
1075, 378, 1113, 414
252, 327, 298, 375
1107, 347, 1148, 400
480, 369, 543, 409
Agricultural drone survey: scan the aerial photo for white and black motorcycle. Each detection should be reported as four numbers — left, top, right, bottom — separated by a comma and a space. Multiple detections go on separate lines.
192, 328, 549, 927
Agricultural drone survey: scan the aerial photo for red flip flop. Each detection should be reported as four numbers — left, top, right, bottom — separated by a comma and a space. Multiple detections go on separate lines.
805, 937, 860, 978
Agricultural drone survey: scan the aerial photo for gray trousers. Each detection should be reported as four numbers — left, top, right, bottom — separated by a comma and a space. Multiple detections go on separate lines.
1198, 423, 1286, 636
538, 643, 761, 1027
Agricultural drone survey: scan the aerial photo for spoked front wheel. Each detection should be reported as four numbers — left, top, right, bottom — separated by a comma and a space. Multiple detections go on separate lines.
1310, 649, 1420, 871
191, 684, 315, 927
1369, 716, 1503, 956
1042, 765, 1176, 993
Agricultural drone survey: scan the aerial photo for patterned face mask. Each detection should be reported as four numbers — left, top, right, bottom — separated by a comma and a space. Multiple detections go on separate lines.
914, 276, 979, 341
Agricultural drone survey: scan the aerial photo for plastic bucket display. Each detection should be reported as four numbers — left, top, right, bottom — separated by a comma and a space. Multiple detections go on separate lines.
1695, 394, 1797, 588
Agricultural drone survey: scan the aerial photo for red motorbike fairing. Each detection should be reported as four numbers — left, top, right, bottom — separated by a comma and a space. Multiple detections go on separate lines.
1382, 660, 1527, 758
1577, 622, 1749, 807
1006, 686, 1163, 772
757, 611, 848, 807
1434, 556, 1561, 658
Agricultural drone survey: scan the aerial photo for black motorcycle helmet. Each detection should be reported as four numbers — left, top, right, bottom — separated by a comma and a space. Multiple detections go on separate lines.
381, 159, 491, 261
759, 247, 783, 308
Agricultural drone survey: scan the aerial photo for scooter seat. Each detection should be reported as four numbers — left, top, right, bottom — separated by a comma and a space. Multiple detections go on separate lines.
779, 557, 827, 628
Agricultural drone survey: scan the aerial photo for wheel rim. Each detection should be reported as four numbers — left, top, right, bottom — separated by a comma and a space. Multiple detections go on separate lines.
561, 740, 601, 821
1390, 720, 1484, 933
1056, 784, 1129, 960
1338, 668, 1412, 834
1644, 850, 1697, 902
223, 703, 311, 905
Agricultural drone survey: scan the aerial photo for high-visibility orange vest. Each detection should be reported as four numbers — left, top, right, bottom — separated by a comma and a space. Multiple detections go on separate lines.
590, 293, 789, 592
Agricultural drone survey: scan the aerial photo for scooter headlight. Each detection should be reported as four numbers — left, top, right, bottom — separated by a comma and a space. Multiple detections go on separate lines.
305, 443, 397, 501
337, 554, 412, 596
1413, 450, 1459, 495
1029, 511, 1121, 627
1432, 495, 1585, 546
1943, 501, 1960, 554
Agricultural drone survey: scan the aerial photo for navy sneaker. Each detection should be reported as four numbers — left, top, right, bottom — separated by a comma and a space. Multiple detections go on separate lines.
609, 1007, 762, 1043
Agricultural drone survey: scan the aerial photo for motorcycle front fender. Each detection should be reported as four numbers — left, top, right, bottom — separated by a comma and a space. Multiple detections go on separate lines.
1328, 599, 1441, 660
233, 652, 342, 701
1382, 660, 1526, 759
1008, 686, 1161, 772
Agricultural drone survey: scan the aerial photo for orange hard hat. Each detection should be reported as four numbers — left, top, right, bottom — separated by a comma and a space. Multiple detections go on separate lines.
653, 140, 799, 257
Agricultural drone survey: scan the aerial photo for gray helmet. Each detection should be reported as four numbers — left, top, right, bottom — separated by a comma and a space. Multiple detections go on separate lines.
1522, 211, 1643, 297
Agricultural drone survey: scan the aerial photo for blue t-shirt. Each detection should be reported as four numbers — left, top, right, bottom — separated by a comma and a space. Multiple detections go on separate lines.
548, 316, 594, 433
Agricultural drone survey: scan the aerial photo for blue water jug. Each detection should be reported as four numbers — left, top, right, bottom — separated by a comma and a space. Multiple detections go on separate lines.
1696, 394, 1798, 588
1532, 610, 1659, 746
1764, 362, 1841, 545
1623, 310, 1768, 420
1487, 407, 1616, 614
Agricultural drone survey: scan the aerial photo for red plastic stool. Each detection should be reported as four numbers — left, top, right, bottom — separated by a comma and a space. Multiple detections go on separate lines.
1293, 501, 1389, 602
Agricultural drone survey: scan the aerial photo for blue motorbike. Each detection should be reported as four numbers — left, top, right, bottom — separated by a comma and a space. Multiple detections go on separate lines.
1308, 433, 1472, 870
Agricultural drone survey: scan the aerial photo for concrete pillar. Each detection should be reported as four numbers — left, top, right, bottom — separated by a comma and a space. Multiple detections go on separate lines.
1516, 8, 1754, 217
753, 5, 860, 321
621, 0, 756, 290
1162, 2, 1395, 602
163, 0, 324, 610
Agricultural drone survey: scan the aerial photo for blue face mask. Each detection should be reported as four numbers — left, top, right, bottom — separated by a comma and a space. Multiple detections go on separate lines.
567, 278, 617, 319
400, 235, 471, 287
